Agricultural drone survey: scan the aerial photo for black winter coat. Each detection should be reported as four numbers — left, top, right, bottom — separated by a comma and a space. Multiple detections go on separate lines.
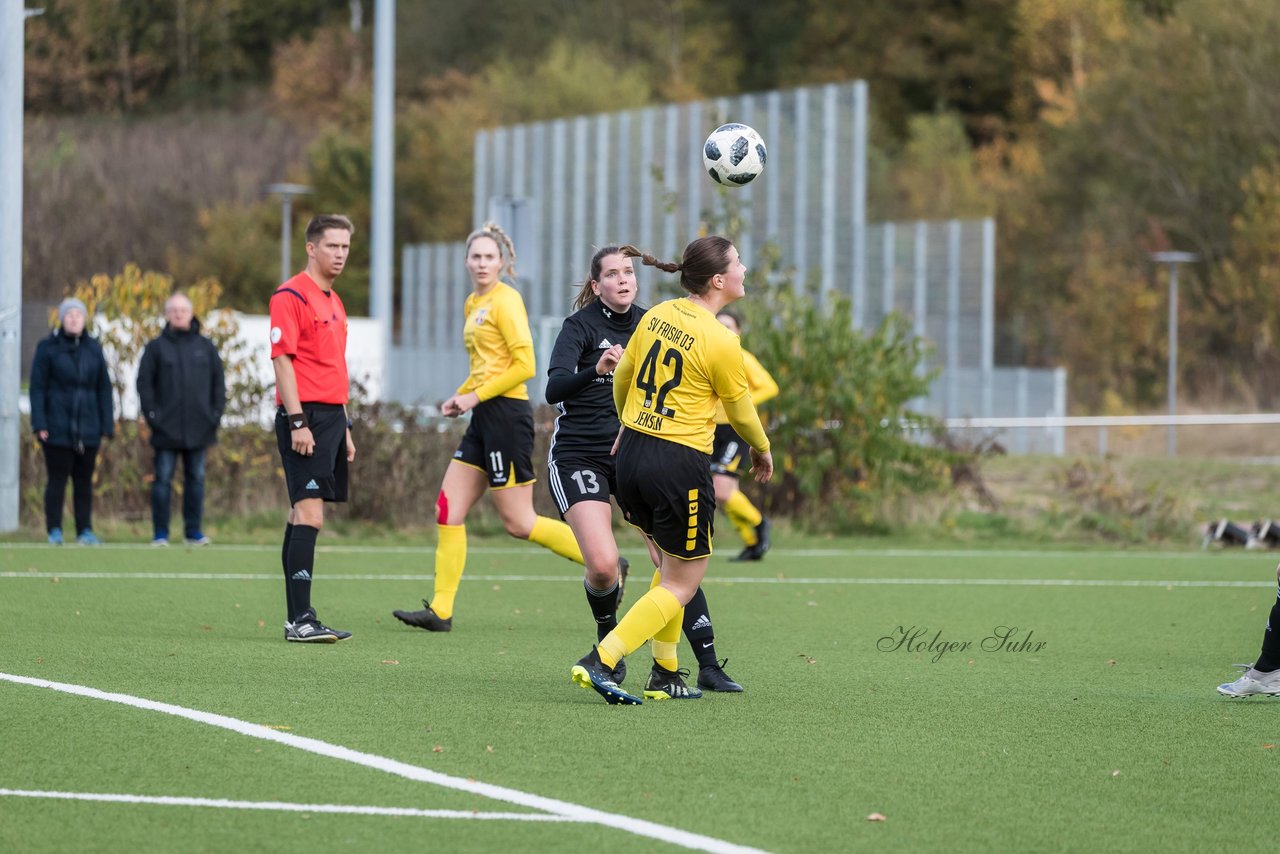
29, 329, 115, 449
136, 319, 226, 449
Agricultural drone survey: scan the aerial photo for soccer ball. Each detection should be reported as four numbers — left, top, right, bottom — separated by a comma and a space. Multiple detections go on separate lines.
703, 123, 767, 187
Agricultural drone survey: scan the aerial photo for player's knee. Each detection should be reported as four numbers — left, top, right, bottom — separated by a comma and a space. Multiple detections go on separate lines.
584, 559, 619, 590
504, 517, 534, 539
293, 503, 323, 529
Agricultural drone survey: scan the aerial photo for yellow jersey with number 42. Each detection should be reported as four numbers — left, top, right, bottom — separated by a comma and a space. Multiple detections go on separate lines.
613, 297, 764, 455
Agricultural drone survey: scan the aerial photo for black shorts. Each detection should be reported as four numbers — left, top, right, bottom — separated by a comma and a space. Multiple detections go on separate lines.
547, 451, 617, 515
614, 429, 715, 560
710, 424, 746, 477
454, 396, 537, 489
276, 403, 349, 505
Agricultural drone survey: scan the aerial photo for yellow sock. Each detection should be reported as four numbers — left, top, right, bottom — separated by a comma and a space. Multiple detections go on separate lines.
528, 516, 585, 564
431, 523, 466, 619
650, 604, 683, 671
725, 490, 763, 546
598, 586, 680, 668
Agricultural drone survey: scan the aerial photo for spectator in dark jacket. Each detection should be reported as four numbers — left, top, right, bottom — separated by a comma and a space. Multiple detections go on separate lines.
29, 298, 115, 545
136, 292, 226, 546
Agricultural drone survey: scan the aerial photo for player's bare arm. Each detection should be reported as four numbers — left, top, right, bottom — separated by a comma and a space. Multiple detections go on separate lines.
272, 354, 315, 456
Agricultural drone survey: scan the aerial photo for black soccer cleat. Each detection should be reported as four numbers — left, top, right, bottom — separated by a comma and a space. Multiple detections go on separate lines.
730, 516, 772, 562
697, 658, 744, 692
392, 600, 453, 632
285, 609, 350, 643
571, 647, 642, 705
644, 662, 703, 700
608, 657, 628, 687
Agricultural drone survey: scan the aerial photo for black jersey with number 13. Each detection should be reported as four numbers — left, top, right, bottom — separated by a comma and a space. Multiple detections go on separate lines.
545, 302, 641, 457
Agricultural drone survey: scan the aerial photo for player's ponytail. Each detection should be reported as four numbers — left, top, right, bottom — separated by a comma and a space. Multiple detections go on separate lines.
620, 245, 681, 274
466, 221, 518, 280
622, 236, 734, 297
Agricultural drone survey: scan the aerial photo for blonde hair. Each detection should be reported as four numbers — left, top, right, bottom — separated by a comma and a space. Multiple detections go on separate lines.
466, 221, 518, 280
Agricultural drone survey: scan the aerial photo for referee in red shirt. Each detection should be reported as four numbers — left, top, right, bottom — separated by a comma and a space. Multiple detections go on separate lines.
270, 214, 356, 643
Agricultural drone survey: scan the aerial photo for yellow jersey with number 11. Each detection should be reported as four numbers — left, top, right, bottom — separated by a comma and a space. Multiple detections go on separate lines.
613, 297, 768, 456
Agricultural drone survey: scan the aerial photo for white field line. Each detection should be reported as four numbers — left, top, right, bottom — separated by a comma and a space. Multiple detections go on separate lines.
0, 673, 767, 854
0, 789, 582, 822
0, 542, 1269, 561
0, 571, 1270, 588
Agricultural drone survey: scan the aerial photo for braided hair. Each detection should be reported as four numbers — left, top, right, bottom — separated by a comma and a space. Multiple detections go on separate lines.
620, 236, 733, 296
465, 221, 518, 280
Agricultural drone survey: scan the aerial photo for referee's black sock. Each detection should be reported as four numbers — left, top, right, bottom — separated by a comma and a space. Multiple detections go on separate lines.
286, 524, 318, 622
683, 586, 719, 668
1255, 588, 1280, 672
584, 579, 620, 642
281, 522, 295, 621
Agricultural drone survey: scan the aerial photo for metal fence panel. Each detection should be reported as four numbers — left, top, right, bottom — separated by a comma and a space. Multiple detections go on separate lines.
388, 80, 1067, 449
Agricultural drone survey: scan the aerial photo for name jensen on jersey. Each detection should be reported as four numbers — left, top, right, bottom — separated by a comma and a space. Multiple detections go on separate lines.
633, 410, 664, 431
646, 316, 696, 351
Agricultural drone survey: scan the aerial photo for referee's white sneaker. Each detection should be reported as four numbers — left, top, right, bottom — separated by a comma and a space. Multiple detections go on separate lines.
1217, 665, 1280, 697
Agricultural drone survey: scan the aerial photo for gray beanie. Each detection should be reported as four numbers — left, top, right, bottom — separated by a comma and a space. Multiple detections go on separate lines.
58, 297, 87, 324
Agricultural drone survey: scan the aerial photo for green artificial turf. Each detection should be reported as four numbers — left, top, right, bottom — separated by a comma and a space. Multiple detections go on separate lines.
1, 540, 1277, 852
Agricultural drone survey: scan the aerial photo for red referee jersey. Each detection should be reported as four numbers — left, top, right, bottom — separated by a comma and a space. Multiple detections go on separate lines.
270, 272, 349, 405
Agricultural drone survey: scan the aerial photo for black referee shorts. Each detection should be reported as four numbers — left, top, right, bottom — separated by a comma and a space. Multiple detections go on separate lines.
710, 423, 746, 477
615, 428, 715, 560
453, 397, 537, 489
275, 403, 349, 505
547, 451, 617, 516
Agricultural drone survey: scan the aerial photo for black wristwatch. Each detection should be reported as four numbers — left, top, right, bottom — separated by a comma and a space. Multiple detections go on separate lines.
288, 412, 308, 431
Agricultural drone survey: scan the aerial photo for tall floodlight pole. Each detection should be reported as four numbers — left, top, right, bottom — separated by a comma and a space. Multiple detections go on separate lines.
1, 6, 43, 534
1151, 251, 1199, 457
266, 183, 312, 286
370, 0, 395, 398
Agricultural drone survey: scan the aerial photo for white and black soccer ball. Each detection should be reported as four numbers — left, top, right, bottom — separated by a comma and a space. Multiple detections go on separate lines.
703, 123, 767, 187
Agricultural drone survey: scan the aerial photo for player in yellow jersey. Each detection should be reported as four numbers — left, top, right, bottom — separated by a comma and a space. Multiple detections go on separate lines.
710, 309, 778, 563
570, 235, 773, 704
393, 222, 586, 633
670, 308, 779, 691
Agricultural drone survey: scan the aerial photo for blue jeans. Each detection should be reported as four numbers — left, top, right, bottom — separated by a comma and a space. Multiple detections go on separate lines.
151, 447, 207, 540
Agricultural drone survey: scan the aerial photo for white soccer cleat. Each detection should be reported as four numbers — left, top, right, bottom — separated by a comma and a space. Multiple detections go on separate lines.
1217, 664, 1280, 698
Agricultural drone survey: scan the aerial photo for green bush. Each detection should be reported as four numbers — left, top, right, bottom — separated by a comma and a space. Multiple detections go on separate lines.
1041, 458, 1188, 543
737, 251, 955, 533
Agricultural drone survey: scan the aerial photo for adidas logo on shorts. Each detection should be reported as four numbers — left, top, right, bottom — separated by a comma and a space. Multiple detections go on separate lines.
305, 479, 319, 490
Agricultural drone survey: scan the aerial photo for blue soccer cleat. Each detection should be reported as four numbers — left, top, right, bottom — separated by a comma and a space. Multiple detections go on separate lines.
572, 647, 642, 705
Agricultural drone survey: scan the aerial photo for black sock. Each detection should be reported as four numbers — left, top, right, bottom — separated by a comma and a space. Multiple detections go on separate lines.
282, 522, 295, 621
584, 579, 620, 642
683, 586, 718, 668
286, 524, 318, 622
1255, 589, 1280, 672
